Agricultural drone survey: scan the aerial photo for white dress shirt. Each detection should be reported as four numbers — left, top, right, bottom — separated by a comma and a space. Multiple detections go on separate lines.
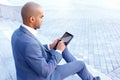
22, 24, 38, 37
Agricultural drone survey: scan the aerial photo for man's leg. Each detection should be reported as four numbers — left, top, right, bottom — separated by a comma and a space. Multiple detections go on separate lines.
62, 48, 93, 80
55, 61, 93, 80
62, 48, 76, 62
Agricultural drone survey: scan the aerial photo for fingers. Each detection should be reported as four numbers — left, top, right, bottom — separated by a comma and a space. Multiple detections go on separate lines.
56, 41, 66, 52
49, 38, 61, 49
56, 38, 61, 42
50, 38, 64, 50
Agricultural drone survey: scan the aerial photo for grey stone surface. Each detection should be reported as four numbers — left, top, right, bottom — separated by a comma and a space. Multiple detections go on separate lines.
1, 0, 120, 80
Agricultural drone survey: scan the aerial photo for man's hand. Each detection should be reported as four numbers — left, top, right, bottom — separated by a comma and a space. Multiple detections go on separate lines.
49, 38, 60, 49
56, 41, 66, 52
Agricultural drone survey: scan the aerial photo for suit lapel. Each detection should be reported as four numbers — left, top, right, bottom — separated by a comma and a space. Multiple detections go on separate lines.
19, 26, 49, 59
19, 26, 37, 39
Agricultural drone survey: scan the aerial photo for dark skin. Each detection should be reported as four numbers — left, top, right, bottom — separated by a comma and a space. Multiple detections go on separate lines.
21, 2, 65, 52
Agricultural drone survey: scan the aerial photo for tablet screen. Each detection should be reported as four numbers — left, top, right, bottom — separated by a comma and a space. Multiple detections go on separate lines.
61, 32, 73, 45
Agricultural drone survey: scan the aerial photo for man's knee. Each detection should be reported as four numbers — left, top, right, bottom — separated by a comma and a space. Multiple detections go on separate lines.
77, 60, 86, 68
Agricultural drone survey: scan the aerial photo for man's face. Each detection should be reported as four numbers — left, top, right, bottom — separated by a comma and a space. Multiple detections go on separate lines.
33, 8, 44, 29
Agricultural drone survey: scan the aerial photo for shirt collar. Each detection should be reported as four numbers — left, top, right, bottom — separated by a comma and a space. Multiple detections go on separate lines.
22, 24, 38, 37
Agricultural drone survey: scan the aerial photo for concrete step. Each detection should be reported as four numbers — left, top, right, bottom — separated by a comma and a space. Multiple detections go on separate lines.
0, 19, 112, 80
0, 2, 113, 80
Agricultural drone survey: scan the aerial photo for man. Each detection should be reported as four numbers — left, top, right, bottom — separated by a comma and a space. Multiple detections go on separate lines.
11, 2, 100, 80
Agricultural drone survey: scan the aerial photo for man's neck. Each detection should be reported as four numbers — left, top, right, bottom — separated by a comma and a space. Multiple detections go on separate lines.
23, 23, 35, 29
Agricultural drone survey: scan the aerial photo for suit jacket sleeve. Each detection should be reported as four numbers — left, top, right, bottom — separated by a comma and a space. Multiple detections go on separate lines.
43, 44, 50, 50
43, 44, 62, 63
24, 42, 62, 78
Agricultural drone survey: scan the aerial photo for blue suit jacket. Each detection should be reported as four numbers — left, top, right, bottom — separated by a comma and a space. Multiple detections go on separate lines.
11, 26, 62, 80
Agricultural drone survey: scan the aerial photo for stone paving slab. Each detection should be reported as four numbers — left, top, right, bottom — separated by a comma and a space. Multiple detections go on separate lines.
1, 0, 120, 80
0, 19, 112, 80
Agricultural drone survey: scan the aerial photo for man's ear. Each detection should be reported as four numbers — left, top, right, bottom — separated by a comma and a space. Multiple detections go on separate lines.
29, 16, 35, 23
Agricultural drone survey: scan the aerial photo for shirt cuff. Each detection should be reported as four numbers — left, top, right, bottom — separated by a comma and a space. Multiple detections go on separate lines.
56, 50, 62, 54
47, 44, 51, 50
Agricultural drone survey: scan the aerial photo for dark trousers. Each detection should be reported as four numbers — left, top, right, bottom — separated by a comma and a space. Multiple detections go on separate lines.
54, 48, 94, 80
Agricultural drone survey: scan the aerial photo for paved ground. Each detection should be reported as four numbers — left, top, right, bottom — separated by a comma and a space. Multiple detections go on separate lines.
0, 0, 120, 80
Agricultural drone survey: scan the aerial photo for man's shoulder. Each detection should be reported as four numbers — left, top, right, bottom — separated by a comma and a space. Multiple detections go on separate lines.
12, 27, 36, 43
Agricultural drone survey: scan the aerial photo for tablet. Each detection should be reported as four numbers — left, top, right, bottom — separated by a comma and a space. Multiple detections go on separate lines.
61, 32, 73, 45
54, 32, 73, 49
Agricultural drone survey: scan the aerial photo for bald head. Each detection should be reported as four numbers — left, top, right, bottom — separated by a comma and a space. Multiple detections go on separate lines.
21, 2, 41, 21
21, 2, 44, 29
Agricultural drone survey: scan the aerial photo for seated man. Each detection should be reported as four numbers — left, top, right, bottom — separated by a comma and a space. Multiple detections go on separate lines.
11, 2, 100, 80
